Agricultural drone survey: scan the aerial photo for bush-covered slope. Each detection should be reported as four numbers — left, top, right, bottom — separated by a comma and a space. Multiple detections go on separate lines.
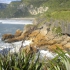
39, 0, 70, 21
0, 0, 70, 19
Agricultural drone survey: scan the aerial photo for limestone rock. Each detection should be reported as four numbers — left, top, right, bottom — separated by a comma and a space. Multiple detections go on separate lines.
64, 36, 70, 42
47, 40, 56, 45
29, 30, 40, 38
5, 32, 27, 43
15, 29, 22, 37
48, 44, 64, 52
61, 41, 67, 46
64, 43, 70, 49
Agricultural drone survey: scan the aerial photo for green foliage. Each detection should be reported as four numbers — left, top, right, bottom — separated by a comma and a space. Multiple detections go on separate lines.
46, 48, 70, 70
51, 11, 70, 21
21, 0, 46, 6
52, 26, 62, 35
0, 49, 70, 70
0, 0, 70, 19
0, 52, 43, 70
38, 0, 70, 21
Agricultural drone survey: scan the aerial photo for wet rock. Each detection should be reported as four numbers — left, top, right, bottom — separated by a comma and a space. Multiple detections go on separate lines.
2, 29, 29, 43
4, 33, 26, 43
2, 34, 14, 41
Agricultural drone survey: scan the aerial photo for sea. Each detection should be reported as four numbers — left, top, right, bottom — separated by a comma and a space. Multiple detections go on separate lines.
0, 19, 33, 54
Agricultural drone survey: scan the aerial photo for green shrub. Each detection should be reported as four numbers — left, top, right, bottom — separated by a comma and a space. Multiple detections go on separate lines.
52, 26, 62, 36
0, 52, 43, 70
0, 49, 70, 70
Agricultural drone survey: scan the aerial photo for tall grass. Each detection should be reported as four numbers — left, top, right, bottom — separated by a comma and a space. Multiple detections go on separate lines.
0, 52, 43, 70
0, 49, 70, 70
51, 11, 70, 21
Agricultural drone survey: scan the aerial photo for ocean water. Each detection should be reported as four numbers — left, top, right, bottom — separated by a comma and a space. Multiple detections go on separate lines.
0, 19, 33, 54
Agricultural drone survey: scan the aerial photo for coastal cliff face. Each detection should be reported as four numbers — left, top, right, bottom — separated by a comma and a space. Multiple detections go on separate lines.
2, 19, 70, 54
28, 5, 48, 15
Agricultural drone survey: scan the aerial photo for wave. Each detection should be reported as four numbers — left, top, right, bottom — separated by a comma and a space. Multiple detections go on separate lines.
0, 19, 33, 25
0, 40, 32, 55
0, 40, 70, 59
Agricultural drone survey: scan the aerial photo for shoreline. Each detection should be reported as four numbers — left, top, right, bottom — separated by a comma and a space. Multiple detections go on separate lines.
0, 18, 34, 24
0, 18, 35, 20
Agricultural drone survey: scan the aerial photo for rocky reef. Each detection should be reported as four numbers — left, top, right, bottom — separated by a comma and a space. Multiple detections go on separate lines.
1, 20, 70, 55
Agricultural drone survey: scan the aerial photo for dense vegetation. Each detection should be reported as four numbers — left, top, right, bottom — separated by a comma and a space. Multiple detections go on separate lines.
41, 0, 70, 21
0, 0, 70, 70
0, 0, 70, 21
0, 49, 70, 70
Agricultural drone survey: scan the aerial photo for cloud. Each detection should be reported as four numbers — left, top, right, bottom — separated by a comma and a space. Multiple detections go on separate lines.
0, 0, 21, 4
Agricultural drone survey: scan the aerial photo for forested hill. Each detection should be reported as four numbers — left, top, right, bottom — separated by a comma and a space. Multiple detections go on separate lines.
0, 0, 70, 20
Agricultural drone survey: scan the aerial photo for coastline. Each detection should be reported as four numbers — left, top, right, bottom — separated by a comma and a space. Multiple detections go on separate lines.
10, 18, 35, 20
0, 18, 34, 24
0, 18, 35, 20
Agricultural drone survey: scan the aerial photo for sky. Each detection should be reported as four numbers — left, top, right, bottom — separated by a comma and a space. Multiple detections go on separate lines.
0, 0, 21, 4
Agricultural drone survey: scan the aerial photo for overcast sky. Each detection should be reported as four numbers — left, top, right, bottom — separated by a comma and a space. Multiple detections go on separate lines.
0, 0, 21, 4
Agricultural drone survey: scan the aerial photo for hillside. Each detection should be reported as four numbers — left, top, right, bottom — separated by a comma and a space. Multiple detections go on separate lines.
1, 1, 70, 69
0, 0, 70, 21
41, 0, 70, 21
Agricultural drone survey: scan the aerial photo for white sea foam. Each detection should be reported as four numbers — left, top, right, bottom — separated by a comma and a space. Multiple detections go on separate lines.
0, 39, 70, 59
23, 40, 32, 46
10, 40, 32, 53
0, 19, 33, 25
39, 50, 57, 59
0, 41, 21, 54
39, 50, 70, 60
0, 40, 33, 54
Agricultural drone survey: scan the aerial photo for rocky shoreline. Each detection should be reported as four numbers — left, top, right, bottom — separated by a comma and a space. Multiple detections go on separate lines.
1, 19, 70, 58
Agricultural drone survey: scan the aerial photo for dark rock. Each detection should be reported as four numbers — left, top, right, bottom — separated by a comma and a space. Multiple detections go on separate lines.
2, 34, 14, 41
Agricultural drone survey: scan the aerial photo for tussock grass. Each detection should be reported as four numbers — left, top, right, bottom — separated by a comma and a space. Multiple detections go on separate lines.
51, 11, 70, 21
0, 48, 70, 70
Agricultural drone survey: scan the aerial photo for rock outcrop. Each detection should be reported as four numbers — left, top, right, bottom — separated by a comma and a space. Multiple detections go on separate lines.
2, 29, 23, 42
1, 22, 70, 54
15, 29, 22, 37
2, 34, 14, 41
